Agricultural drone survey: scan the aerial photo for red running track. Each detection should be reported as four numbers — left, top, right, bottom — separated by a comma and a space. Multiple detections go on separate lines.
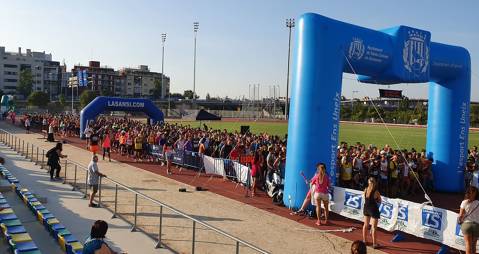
53, 134, 462, 254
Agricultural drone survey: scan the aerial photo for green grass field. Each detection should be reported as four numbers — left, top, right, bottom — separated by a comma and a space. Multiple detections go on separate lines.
167, 120, 479, 150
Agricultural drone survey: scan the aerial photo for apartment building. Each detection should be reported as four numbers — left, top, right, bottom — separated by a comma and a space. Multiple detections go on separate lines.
0, 46, 61, 99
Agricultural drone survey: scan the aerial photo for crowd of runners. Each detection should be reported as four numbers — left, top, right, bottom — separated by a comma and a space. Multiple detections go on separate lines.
16, 112, 479, 200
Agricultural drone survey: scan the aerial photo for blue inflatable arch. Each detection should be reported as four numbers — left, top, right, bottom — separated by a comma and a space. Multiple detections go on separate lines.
80, 96, 164, 138
284, 13, 471, 208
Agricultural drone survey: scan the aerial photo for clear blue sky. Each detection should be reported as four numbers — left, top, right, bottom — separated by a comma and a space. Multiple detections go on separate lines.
1, 0, 478, 101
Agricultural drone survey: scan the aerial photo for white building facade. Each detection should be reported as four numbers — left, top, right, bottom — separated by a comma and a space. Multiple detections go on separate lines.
0, 46, 60, 99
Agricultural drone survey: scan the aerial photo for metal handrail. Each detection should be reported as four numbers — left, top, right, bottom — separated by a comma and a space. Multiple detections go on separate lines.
0, 129, 269, 254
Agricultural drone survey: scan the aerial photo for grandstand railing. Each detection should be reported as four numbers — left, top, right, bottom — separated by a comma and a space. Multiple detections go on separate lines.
0, 129, 269, 254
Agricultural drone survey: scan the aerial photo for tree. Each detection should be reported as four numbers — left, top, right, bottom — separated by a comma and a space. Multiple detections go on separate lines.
17, 69, 33, 98
0, 89, 4, 99
100, 86, 114, 96
80, 90, 97, 108
183, 90, 199, 100
470, 104, 479, 127
206, 93, 211, 100
398, 96, 410, 111
27, 91, 50, 107
151, 79, 163, 99
58, 94, 66, 107
170, 93, 184, 99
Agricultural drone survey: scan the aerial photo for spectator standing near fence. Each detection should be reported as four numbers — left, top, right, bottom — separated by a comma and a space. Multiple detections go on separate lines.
87, 155, 106, 208
251, 150, 262, 197
458, 186, 479, 254
46, 142, 67, 181
362, 177, 381, 249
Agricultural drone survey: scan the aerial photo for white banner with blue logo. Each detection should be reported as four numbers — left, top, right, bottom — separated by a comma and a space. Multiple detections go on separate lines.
331, 187, 473, 251
233, 161, 251, 186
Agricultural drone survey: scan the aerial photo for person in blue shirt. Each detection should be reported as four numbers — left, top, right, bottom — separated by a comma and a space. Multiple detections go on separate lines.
83, 220, 117, 254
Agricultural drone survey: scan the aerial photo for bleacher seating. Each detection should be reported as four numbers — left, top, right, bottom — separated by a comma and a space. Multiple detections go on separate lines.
0, 189, 41, 254
0, 165, 83, 254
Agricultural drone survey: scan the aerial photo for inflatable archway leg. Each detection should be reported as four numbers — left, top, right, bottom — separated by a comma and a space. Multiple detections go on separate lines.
427, 76, 470, 192
283, 15, 344, 208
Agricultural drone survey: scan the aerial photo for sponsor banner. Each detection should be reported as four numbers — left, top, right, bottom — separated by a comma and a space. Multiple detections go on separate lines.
333, 187, 364, 222
233, 161, 251, 186
331, 187, 472, 251
172, 150, 184, 165
203, 156, 225, 177
378, 196, 398, 231
151, 145, 164, 160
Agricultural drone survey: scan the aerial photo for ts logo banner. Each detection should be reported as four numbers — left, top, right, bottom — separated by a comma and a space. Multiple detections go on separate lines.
344, 191, 362, 209
379, 201, 393, 219
398, 204, 409, 222
421, 209, 443, 230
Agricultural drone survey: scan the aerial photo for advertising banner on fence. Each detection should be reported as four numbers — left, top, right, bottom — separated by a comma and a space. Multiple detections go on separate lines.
233, 161, 251, 186
203, 156, 225, 177
331, 187, 473, 251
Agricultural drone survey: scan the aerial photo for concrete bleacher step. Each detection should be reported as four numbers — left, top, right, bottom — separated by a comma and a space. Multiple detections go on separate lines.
3, 191, 63, 254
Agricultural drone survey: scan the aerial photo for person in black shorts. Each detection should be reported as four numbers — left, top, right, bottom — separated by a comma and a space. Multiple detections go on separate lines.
362, 177, 381, 249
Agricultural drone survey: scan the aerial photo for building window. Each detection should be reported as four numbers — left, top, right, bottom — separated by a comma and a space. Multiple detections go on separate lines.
4, 64, 18, 68
4, 79, 17, 82
4, 86, 16, 90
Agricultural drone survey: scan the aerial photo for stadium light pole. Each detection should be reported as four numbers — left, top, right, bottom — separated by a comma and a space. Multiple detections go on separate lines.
193, 22, 199, 103
161, 33, 168, 116
285, 18, 295, 120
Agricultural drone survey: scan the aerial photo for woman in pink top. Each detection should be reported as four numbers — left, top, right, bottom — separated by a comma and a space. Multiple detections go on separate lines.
310, 163, 331, 225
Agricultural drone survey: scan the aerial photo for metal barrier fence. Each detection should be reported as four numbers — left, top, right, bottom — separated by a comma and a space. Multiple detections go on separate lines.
150, 145, 253, 187
0, 129, 269, 254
